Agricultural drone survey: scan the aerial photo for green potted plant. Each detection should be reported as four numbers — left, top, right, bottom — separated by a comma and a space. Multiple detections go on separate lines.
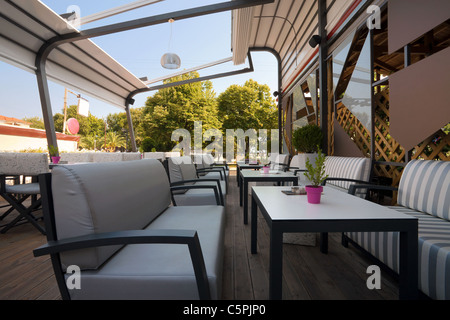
303, 148, 328, 204
292, 124, 323, 173
48, 145, 60, 164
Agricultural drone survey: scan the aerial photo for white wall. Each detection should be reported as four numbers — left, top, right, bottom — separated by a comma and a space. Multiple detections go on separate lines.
0, 134, 78, 152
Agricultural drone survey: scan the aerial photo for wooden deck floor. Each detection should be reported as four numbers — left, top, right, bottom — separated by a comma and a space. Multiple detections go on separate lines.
0, 170, 399, 300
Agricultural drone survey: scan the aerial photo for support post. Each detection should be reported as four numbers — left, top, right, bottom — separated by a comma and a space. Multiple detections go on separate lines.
318, 0, 328, 153
125, 99, 138, 152
35, 58, 58, 156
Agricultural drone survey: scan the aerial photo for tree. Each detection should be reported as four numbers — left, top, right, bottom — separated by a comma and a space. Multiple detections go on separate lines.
23, 116, 45, 129
217, 79, 278, 131
102, 131, 126, 152
141, 72, 221, 151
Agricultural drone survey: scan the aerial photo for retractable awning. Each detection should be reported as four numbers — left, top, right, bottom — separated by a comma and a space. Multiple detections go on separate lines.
0, 0, 148, 109
232, 0, 365, 92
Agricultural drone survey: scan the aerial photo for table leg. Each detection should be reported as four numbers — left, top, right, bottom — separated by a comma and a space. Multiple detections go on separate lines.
320, 232, 328, 254
237, 167, 240, 187
269, 226, 283, 300
239, 174, 243, 207
251, 195, 258, 254
243, 179, 248, 224
399, 226, 418, 300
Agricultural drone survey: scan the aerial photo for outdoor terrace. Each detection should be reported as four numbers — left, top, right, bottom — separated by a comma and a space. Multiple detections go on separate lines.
0, 169, 399, 300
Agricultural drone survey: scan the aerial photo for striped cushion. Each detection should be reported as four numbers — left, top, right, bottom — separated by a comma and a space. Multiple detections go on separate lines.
397, 160, 450, 220
346, 206, 450, 300
323, 156, 371, 196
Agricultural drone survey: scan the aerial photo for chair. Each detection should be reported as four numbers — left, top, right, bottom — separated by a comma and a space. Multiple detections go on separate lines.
0, 153, 49, 234
33, 159, 225, 300
167, 156, 226, 206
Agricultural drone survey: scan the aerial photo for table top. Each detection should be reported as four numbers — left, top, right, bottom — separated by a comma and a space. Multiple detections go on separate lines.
240, 169, 296, 178
252, 186, 417, 222
237, 163, 263, 168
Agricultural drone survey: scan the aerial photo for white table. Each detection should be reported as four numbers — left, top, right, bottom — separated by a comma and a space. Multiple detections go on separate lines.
250, 186, 418, 300
239, 169, 298, 224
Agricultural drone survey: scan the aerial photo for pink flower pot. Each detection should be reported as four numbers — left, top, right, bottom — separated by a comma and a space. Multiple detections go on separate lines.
305, 185, 323, 204
51, 156, 61, 164
263, 166, 269, 174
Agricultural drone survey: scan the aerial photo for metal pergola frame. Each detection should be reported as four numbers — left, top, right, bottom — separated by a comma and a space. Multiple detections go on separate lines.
34, 0, 275, 153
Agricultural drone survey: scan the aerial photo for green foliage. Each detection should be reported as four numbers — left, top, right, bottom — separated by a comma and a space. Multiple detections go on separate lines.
102, 131, 126, 152
23, 116, 45, 129
27, 77, 277, 154
140, 137, 162, 153
292, 124, 323, 153
217, 79, 277, 131
48, 145, 59, 156
304, 148, 328, 187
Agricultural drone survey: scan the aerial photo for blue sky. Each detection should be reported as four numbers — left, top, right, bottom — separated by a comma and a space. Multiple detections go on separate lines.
0, 0, 278, 121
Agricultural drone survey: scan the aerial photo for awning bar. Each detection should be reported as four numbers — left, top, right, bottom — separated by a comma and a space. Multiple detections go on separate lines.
143, 57, 233, 85
79, 0, 165, 26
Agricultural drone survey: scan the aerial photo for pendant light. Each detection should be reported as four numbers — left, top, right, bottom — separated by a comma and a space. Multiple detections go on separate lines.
161, 18, 181, 69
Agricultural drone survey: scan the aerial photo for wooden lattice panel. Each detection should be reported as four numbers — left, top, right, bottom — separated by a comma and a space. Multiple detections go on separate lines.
372, 87, 405, 186
412, 128, 450, 161
335, 101, 371, 157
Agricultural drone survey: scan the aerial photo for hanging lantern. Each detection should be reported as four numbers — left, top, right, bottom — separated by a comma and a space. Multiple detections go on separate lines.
161, 52, 181, 69
161, 18, 181, 69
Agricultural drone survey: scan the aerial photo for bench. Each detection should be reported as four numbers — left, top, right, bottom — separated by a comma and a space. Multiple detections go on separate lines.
33, 159, 226, 300
345, 159, 450, 299
293, 155, 372, 197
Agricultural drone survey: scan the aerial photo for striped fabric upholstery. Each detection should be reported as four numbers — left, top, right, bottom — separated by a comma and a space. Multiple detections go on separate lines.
397, 160, 450, 220
323, 156, 371, 197
346, 160, 450, 299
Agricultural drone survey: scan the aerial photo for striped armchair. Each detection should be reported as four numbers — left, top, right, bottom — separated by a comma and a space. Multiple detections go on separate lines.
345, 160, 450, 299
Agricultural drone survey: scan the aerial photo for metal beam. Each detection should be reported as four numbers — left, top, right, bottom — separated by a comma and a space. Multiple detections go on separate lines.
35, 0, 273, 153
128, 53, 255, 99
249, 47, 283, 154
318, 0, 328, 154
79, 0, 164, 26
38, 0, 274, 62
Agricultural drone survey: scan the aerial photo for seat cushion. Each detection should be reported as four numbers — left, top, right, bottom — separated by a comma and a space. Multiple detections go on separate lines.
67, 205, 226, 300
5, 183, 40, 195
173, 180, 226, 206
346, 206, 450, 300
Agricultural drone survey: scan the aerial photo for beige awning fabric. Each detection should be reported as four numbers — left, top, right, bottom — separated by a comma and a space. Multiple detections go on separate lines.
231, 0, 360, 91
0, 0, 148, 109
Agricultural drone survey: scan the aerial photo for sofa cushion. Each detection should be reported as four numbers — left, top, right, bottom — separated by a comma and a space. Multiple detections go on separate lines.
397, 160, 450, 220
67, 205, 225, 300
51, 159, 171, 270
346, 206, 450, 300
324, 156, 371, 197
173, 180, 226, 206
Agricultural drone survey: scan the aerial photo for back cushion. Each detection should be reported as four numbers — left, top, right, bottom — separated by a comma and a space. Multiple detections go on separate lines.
168, 156, 197, 182
51, 159, 171, 270
398, 160, 450, 220
324, 156, 371, 190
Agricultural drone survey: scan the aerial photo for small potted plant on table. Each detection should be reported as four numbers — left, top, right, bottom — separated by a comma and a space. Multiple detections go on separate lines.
304, 148, 328, 204
48, 145, 60, 164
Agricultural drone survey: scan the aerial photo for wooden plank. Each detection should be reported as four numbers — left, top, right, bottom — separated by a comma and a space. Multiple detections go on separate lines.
0, 172, 402, 300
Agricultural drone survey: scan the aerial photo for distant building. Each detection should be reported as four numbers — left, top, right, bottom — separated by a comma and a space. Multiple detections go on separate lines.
0, 115, 80, 152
